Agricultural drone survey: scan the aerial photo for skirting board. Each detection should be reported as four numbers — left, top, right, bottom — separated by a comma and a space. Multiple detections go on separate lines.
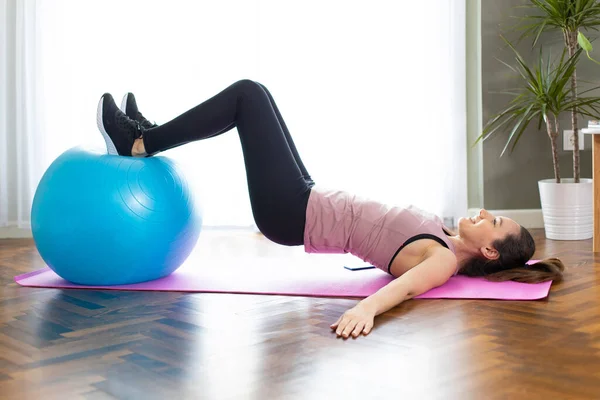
0, 213, 545, 239
0, 227, 33, 239
0, 225, 260, 239
468, 209, 544, 229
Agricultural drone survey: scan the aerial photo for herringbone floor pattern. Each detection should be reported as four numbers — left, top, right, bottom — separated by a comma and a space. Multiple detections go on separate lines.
1, 230, 599, 400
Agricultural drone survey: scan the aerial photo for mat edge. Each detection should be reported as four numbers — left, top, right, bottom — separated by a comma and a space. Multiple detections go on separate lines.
14, 267, 51, 283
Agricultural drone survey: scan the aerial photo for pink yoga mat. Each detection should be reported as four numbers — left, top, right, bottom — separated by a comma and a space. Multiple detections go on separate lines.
14, 258, 552, 300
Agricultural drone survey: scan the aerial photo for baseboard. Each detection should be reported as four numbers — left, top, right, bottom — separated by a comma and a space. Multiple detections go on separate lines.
468, 208, 544, 229
0, 227, 33, 239
0, 225, 259, 239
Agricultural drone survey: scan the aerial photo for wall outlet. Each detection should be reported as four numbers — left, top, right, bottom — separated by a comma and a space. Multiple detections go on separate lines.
563, 130, 584, 151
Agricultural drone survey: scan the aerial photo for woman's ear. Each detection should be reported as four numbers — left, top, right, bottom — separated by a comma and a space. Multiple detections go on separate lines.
480, 246, 499, 260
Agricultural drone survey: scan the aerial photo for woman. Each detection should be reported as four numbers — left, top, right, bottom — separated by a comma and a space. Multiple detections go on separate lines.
97, 79, 565, 339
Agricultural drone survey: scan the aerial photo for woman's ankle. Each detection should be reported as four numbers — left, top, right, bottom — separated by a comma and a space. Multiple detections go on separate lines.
132, 137, 147, 157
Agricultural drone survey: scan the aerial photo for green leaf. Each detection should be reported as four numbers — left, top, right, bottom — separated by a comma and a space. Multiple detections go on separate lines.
511, 110, 541, 152
478, 33, 600, 157
575, 31, 600, 65
533, 21, 548, 47
516, 0, 600, 45
537, 111, 545, 130
501, 104, 536, 156
578, 31, 593, 51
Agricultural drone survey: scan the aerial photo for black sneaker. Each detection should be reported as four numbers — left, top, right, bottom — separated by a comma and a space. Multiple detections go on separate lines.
97, 93, 144, 156
120, 92, 158, 129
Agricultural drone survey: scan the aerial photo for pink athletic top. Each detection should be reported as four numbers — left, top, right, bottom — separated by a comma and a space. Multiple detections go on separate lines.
303, 187, 456, 274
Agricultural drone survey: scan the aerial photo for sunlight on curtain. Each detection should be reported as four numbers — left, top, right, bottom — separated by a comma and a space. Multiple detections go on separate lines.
38, 0, 466, 227
0, 0, 46, 229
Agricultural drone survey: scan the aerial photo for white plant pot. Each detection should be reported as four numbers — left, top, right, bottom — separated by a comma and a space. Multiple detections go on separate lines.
538, 178, 593, 240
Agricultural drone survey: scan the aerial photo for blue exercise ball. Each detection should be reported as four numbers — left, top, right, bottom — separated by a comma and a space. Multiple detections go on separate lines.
31, 146, 202, 285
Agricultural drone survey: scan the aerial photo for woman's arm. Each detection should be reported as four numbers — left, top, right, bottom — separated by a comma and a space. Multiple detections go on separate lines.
331, 247, 457, 338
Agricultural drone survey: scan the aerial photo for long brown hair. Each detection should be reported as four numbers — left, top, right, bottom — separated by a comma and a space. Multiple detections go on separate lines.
458, 226, 565, 283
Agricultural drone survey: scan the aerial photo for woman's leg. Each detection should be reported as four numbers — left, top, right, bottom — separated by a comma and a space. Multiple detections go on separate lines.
141, 81, 313, 184
142, 79, 315, 246
255, 83, 313, 184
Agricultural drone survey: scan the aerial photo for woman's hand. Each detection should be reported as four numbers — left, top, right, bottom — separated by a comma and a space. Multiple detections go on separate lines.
330, 303, 375, 338
330, 247, 457, 339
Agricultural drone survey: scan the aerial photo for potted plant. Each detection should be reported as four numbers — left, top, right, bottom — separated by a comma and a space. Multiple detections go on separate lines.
476, 39, 600, 240
517, 0, 600, 183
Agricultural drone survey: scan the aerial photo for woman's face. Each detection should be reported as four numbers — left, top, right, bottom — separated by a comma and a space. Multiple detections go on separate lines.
457, 209, 521, 259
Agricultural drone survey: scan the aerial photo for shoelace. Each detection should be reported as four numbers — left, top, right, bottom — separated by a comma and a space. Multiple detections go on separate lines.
116, 111, 145, 140
135, 111, 158, 129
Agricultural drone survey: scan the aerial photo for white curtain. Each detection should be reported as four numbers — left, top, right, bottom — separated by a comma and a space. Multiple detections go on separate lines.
2, 0, 467, 231
0, 0, 46, 231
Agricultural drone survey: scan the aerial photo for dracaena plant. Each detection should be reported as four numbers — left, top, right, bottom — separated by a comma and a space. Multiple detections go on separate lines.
517, 0, 600, 183
476, 38, 600, 183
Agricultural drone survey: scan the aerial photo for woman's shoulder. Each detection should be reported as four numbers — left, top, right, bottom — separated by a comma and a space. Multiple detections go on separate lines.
408, 238, 456, 261
390, 238, 457, 276
411, 242, 458, 277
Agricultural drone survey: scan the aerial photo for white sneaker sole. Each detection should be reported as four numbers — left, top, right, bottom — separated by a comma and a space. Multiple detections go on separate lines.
120, 93, 129, 114
96, 96, 118, 155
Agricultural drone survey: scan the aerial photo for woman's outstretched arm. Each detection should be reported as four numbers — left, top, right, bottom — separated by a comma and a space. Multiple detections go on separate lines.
331, 247, 458, 338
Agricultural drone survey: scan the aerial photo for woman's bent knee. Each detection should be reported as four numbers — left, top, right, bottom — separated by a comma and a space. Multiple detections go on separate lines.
233, 79, 263, 93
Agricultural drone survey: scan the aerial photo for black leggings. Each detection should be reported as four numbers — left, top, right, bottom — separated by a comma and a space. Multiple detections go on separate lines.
142, 79, 315, 246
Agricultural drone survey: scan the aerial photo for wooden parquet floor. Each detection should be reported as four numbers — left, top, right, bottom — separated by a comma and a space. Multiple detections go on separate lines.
1, 229, 600, 400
